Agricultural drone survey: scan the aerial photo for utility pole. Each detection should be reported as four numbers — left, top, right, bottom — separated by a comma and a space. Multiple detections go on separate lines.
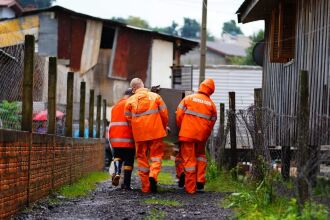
199, 0, 207, 84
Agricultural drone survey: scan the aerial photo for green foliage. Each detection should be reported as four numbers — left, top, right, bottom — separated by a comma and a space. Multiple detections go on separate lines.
314, 177, 330, 196
0, 100, 21, 129
153, 21, 179, 36
145, 208, 166, 220
20, 0, 55, 8
59, 172, 109, 198
112, 16, 150, 29
157, 172, 174, 185
161, 160, 175, 167
144, 198, 180, 206
180, 17, 200, 39
228, 30, 264, 66
222, 20, 243, 36
206, 159, 219, 182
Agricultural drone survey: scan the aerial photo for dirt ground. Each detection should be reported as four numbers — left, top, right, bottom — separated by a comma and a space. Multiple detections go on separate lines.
15, 166, 232, 220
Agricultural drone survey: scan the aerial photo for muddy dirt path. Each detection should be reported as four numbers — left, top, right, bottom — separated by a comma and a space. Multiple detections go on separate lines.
16, 166, 232, 220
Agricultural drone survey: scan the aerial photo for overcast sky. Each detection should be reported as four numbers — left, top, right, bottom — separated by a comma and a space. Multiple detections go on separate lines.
55, 0, 264, 38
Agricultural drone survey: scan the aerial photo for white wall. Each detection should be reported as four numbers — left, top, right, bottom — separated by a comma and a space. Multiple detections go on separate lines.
192, 65, 263, 148
0, 8, 15, 19
151, 39, 173, 88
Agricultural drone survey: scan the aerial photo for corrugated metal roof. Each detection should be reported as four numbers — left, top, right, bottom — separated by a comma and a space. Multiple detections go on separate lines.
207, 40, 247, 57
21, 6, 198, 54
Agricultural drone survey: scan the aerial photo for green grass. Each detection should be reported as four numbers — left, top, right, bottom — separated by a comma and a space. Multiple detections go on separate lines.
162, 160, 175, 167
144, 208, 166, 220
59, 172, 110, 198
157, 172, 175, 185
205, 171, 245, 193
205, 159, 328, 220
144, 198, 181, 206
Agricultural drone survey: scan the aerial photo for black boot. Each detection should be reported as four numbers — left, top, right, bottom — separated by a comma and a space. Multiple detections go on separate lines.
149, 177, 157, 193
112, 159, 122, 186
121, 169, 133, 190
178, 173, 185, 188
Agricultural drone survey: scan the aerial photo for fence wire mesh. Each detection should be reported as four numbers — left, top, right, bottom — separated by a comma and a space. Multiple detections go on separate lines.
208, 105, 330, 207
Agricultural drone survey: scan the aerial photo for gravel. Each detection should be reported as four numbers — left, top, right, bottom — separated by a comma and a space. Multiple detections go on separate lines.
15, 166, 232, 220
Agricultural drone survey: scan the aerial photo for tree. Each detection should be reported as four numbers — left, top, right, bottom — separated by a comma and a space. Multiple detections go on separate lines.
228, 30, 264, 65
180, 18, 200, 39
180, 17, 215, 41
20, 0, 56, 8
222, 20, 243, 36
153, 21, 179, 36
112, 16, 150, 29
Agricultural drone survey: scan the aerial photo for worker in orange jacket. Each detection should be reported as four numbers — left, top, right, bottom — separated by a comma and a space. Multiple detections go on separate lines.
176, 79, 217, 194
124, 78, 168, 193
109, 88, 135, 190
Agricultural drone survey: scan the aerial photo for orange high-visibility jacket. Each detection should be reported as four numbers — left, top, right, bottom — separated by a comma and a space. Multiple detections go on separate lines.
176, 79, 217, 142
124, 88, 168, 142
109, 98, 134, 148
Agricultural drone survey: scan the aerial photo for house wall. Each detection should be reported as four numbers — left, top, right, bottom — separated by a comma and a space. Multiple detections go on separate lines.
263, 0, 330, 146
191, 66, 263, 148
0, 7, 15, 19
151, 39, 173, 88
181, 48, 227, 65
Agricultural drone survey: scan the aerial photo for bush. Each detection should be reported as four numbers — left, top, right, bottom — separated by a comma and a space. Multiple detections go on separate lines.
0, 100, 21, 129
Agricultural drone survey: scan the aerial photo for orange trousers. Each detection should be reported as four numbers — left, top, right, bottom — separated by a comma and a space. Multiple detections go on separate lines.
180, 141, 207, 194
135, 138, 164, 193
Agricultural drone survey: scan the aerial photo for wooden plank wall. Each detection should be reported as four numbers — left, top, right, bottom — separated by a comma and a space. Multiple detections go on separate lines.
263, 0, 330, 147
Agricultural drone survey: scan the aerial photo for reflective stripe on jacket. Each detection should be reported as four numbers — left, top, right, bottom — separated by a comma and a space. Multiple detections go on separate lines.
124, 88, 168, 142
109, 98, 134, 148
176, 79, 217, 142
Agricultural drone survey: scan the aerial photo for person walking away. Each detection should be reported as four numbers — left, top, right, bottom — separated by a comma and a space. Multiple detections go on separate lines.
176, 78, 217, 194
109, 88, 135, 190
125, 78, 168, 193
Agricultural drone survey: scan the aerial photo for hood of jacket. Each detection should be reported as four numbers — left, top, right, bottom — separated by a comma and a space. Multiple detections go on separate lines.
198, 78, 215, 96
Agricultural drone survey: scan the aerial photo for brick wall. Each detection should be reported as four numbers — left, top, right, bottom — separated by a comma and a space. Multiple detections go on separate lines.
0, 129, 104, 219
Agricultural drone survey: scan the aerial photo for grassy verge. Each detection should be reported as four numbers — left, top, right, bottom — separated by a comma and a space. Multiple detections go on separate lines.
158, 172, 175, 185
205, 160, 329, 220
162, 159, 175, 167
144, 198, 180, 206
144, 208, 166, 220
58, 171, 110, 198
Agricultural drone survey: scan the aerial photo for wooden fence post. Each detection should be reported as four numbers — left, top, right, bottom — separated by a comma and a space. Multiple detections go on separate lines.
103, 99, 107, 138
65, 72, 74, 137
79, 82, 86, 138
229, 92, 237, 170
218, 103, 225, 170
253, 88, 264, 181
281, 146, 291, 180
47, 57, 57, 134
96, 95, 101, 138
21, 35, 34, 132
22, 35, 34, 207
297, 70, 310, 206
89, 90, 95, 138
47, 57, 57, 191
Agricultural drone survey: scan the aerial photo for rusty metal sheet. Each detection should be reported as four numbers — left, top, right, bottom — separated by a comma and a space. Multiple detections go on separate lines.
80, 19, 102, 74
69, 17, 86, 71
57, 12, 71, 60
0, 16, 39, 47
111, 28, 152, 81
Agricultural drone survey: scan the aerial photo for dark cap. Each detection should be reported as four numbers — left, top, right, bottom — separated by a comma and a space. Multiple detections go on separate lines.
124, 88, 133, 96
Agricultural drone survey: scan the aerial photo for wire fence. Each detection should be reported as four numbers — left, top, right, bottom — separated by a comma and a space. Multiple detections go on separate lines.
0, 35, 106, 138
208, 104, 330, 207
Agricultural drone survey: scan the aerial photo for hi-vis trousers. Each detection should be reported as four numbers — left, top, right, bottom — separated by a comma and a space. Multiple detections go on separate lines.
178, 141, 207, 194
136, 138, 164, 193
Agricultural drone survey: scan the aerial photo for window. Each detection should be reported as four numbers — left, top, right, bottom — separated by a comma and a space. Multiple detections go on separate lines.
270, 0, 296, 63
